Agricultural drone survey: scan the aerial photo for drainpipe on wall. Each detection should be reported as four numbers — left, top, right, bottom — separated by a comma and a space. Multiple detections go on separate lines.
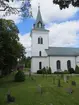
75, 56, 77, 66
49, 55, 50, 68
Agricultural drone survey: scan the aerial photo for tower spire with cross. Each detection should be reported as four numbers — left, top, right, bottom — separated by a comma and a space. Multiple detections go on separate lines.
33, 3, 45, 29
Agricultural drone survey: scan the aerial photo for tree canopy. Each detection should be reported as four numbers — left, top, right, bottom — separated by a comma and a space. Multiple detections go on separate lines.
53, 0, 79, 10
0, 19, 26, 76
0, 0, 32, 18
0, 0, 79, 18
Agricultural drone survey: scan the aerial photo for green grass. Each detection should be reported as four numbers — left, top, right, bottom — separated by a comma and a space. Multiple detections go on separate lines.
0, 73, 79, 105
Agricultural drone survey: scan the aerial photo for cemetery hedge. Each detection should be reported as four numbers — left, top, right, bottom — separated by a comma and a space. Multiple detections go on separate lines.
0, 73, 79, 105
37, 67, 52, 74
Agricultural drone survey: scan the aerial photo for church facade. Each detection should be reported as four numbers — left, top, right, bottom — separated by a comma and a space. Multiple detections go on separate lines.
31, 6, 79, 73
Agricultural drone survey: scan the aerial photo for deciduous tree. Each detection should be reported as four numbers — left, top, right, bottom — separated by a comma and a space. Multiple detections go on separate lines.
0, 19, 26, 75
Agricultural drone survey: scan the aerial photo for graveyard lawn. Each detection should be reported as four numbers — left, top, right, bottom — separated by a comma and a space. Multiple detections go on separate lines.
0, 73, 79, 105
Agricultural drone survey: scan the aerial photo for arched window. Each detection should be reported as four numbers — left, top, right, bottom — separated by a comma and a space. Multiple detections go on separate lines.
57, 60, 61, 70
38, 37, 43, 44
37, 21, 42, 28
39, 62, 42, 69
39, 51, 42, 56
38, 38, 40, 44
41, 38, 43, 44
67, 60, 71, 70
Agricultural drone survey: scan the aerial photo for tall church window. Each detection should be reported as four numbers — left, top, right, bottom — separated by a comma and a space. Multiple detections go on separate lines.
67, 60, 71, 70
38, 37, 43, 44
41, 38, 43, 44
39, 51, 42, 56
57, 60, 61, 70
39, 62, 42, 69
38, 38, 40, 44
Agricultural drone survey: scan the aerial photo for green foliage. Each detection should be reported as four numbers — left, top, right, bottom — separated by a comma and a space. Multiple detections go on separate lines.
1, 74, 79, 105
63, 70, 69, 74
0, 19, 26, 76
25, 57, 31, 68
15, 70, 25, 82
68, 68, 75, 74
37, 69, 43, 74
75, 65, 79, 74
54, 71, 63, 74
54, 70, 69, 74
37, 67, 52, 74
47, 67, 52, 74
42, 67, 46, 74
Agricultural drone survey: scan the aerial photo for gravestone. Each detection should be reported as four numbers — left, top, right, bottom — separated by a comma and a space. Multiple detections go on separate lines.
64, 75, 67, 83
37, 85, 42, 94
66, 88, 73, 94
6, 90, 15, 103
71, 81, 76, 86
64, 75, 69, 83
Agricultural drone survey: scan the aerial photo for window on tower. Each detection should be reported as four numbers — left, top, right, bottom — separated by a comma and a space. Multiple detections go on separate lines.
41, 38, 43, 44
38, 37, 43, 44
37, 21, 42, 28
38, 38, 40, 44
39, 51, 42, 56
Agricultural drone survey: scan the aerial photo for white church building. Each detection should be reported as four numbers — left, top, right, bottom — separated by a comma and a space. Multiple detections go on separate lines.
31, 6, 79, 73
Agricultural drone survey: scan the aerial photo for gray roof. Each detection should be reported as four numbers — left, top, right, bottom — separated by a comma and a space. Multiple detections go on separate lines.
45, 47, 79, 56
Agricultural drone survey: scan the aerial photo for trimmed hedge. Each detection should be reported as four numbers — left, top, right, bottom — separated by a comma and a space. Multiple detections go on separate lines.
37, 67, 52, 74
54, 70, 69, 74
15, 70, 25, 82
68, 68, 75, 74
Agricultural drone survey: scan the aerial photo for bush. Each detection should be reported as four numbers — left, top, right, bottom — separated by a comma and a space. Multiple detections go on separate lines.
47, 67, 52, 74
54, 71, 63, 74
37, 67, 52, 74
75, 65, 79, 74
68, 68, 75, 74
37, 69, 43, 74
15, 70, 25, 82
63, 70, 69, 74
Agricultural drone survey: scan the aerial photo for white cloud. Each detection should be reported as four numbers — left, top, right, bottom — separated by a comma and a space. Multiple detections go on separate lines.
19, 33, 31, 57
47, 20, 79, 47
19, 20, 79, 56
0, 0, 22, 24
31, 0, 79, 23
1, 0, 79, 24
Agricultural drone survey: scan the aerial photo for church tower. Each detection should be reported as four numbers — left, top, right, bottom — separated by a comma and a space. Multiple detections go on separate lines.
31, 5, 49, 72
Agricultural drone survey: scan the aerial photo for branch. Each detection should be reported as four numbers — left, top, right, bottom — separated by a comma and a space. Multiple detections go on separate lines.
0, 6, 8, 11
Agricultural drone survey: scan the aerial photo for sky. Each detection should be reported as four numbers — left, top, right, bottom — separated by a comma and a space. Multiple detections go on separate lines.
0, 0, 79, 56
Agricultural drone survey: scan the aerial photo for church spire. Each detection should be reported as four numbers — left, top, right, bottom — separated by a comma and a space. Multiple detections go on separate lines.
34, 4, 45, 29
